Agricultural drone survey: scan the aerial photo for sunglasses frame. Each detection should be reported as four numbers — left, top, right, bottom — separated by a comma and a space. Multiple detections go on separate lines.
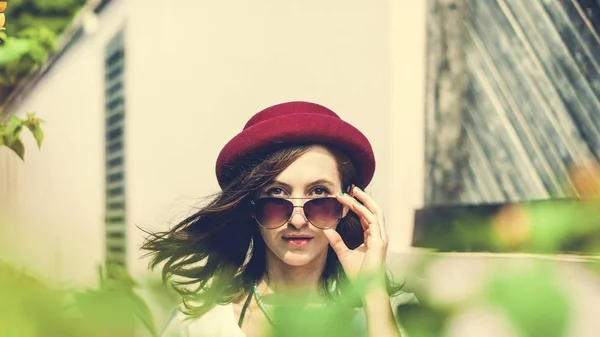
250, 196, 344, 230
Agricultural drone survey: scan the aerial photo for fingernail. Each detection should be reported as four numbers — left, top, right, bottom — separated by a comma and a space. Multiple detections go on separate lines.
338, 191, 344, 196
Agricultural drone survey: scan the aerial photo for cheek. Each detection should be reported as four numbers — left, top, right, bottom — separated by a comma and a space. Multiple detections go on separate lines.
259, 227, 280, 246
314, 231, 331, 248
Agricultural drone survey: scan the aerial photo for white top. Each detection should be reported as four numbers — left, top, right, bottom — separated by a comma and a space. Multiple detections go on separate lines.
160, 292, 417, 337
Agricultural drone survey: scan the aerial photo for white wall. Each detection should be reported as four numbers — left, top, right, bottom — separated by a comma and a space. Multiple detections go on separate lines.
389, 0, 427, 251
0, 0, 130, 286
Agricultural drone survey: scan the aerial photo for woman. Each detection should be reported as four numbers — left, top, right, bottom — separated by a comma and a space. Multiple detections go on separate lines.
143, 101, 415, 337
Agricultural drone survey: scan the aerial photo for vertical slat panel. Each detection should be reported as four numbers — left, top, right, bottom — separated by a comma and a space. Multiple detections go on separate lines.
104, 29, 127, 267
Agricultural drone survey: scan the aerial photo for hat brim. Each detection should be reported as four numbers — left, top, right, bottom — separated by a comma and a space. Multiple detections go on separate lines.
216, 113, 375, 188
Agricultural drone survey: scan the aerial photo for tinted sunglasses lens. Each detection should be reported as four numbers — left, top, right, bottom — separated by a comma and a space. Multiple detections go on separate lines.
304, 198, 342, 229
254, 198, 292, 228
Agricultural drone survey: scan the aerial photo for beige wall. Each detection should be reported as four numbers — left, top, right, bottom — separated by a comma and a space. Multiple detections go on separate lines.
390, 0, 427, 251
0, 0, 426, 284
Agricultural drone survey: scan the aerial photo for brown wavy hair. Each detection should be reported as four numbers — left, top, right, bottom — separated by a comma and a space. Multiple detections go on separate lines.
142, 144, 402, 318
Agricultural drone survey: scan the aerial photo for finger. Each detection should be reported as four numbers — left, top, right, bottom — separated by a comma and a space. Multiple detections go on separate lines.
353, 187, 387, 240
323, 228, 350, 257
379, 213, 388, 241
361, 214, 388, 241
351, 187, 382, 217
340, 193, 381, 240
337, 193, 377, 227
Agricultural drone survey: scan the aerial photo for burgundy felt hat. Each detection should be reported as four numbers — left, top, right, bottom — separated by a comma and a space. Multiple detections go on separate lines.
215, 101, 375, 189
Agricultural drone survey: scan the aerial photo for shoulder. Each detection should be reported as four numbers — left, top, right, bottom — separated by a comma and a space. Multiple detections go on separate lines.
160, 308, 190, 337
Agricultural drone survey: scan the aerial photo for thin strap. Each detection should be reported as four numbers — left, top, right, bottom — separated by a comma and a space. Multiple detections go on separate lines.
159, 306, 181, 337
237, 290, 253, 327
252, 284, 277, 328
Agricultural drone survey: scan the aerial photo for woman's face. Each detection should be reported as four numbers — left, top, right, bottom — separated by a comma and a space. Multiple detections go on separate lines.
256, 145, 348, 268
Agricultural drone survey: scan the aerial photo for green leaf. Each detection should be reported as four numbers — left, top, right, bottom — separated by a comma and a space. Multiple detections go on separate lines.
7, 138, 25, 160
33, 0, 85, 12
17, 26, 58, 53
128, 291, 158, 337
0, 38, 30, 65
72, 289, 136, 336
26, 40, 49, 63
395, 304, 447, 337
23, 114, 45, 148
485, 266, 570, 337
32, 125, 44, 148
102, 263, 138, 291
3, 116, 24, 144
269, 299, 363, 337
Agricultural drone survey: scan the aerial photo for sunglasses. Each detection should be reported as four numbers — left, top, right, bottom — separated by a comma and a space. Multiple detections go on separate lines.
251, 197, 344, 229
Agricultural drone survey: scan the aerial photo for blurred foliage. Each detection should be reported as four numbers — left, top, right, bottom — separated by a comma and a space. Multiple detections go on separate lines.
1, 0, 86, 34
0, 260, 175, 337
0, 0, 85, 106
262, 274, 390, 337
0, 260, 71, 337
396, 262, 575, 337
1, 250, 595, 337
415, 165, 600, 255
69, 263, 159, 337
268, 300, 364, 337
491, 165, 600, 255
0, 145, 599, 336
396, 165, 600, 337
484, 265, 570, 337
396, 303, 448, 337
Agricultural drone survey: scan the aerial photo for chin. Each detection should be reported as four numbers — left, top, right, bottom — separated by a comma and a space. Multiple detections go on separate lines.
279, 247, 328, 267
281, 254, 315, 267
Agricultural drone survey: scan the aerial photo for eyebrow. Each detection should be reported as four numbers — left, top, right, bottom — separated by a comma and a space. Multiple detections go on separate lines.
267, 179, 336, 190
306, 179, 336, 187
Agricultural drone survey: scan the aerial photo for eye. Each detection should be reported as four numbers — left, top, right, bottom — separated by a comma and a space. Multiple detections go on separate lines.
265, 187, 286, 196
311, 186, 331, 196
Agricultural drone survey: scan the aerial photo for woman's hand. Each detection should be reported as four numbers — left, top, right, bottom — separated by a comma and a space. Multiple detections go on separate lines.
323, 186, 389, 291
324, 186, 401, 337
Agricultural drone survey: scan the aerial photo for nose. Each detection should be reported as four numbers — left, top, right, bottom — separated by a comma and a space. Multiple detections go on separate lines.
288, 205, 309, 229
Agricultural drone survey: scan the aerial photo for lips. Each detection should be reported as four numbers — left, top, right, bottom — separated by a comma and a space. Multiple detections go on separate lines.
282, 235, 313, 240
282, 235, 313, 247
